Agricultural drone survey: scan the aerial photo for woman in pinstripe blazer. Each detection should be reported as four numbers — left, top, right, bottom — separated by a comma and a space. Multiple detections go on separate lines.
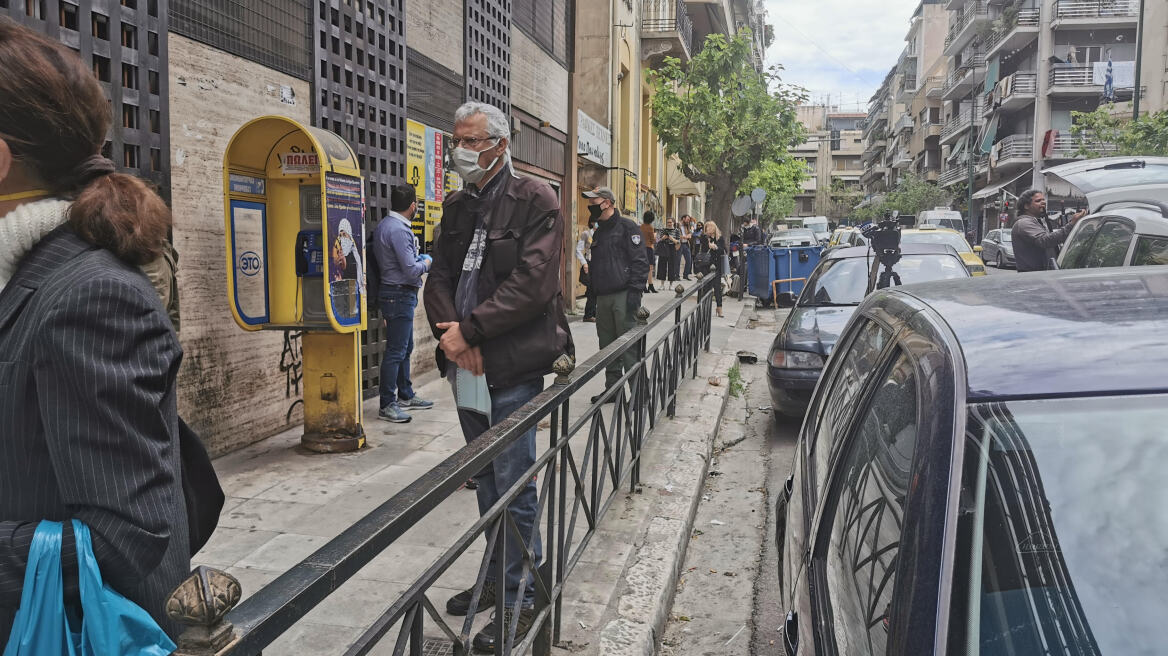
0, 19, 188, 641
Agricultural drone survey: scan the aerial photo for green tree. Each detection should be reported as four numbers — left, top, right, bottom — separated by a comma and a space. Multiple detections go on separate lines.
650, 31, 805, 232
737, 157, 804, 228
826, 178, 864, 220
1072, 106, 1168, 158
883, 173, 953, 216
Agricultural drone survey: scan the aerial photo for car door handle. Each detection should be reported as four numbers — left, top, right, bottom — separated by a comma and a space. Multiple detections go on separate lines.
783, 610, 799, 655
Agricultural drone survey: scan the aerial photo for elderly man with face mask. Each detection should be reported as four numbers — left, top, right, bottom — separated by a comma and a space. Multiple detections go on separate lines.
424, 102, 574, 651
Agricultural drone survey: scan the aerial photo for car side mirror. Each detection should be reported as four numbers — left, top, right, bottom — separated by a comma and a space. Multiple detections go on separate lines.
776, 292, 797, 308
973, 245, 983, 252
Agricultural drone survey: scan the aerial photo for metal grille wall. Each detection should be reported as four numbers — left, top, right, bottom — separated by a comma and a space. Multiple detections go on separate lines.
406, 47, 463, 134
170, 0, 310, 80
511, 0, 568, 66
465, 0, 510, 113
3, 0, 171, 197
312, 0, 407, 396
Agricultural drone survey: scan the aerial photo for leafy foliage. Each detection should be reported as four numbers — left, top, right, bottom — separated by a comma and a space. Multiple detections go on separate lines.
650, 31, 805, 229
737, 157, 805, 228
851, 173, 953, 222
1072, 106, 1168, 158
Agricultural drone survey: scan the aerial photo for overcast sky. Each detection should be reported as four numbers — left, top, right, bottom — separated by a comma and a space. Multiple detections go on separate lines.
762, 0, 924, 111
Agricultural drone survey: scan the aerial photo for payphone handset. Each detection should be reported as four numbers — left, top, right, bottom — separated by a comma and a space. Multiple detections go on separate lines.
296, 230, 324, 277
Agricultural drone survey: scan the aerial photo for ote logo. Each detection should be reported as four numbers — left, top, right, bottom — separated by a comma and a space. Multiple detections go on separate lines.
238, 251, 263, 276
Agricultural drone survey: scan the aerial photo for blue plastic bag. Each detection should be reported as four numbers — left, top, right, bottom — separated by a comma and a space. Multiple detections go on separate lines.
3, 521, 177, 656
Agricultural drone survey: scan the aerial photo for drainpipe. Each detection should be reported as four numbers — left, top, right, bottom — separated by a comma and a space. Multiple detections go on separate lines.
1133, 0, 1146, 119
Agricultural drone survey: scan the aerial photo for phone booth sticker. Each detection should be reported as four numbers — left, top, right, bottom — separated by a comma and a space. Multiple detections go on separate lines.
325, 172, 365, 326
229, 200, 269, 325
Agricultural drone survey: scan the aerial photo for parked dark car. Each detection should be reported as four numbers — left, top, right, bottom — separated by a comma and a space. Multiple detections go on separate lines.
775, 266, 1168, 656
767, 244, 969, 418
980, 228, 1015, 268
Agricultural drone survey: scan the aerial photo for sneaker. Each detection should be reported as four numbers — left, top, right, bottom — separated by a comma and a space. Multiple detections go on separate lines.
446, 580, 496, 616
472, 606, 537, 653
398, 396, 434, 410
583, 316, 596, 323
377, 403, 411, 423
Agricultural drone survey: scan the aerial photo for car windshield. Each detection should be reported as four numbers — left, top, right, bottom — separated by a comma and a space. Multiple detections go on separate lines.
999, 231, 1011, 243
800, 257, 869, 305
901, 231, 973, 253
774, 229, 817, 243
953, 395, 1168, 656
894, 254, 969, 284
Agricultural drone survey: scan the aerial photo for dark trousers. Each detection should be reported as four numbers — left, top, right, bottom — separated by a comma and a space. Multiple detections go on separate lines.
680, 243, 693, 277
596, 290, 637, 388
378, 288, 417, 409
656, 246, 679, 282
456, 379, 544, 606
580, 266, 597, 319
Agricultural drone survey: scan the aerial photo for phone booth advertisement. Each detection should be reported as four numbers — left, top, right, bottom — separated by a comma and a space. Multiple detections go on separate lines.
221, 116, 368, 452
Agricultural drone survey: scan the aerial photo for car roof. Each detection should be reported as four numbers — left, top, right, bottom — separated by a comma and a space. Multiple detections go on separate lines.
828, 243, 962, 260
877, 266, 1168, 400
1089, 205, 1168, 237
903, 226, 962, 235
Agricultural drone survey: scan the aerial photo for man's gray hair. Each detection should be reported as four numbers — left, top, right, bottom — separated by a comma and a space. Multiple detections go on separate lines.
454, 102, 511, 140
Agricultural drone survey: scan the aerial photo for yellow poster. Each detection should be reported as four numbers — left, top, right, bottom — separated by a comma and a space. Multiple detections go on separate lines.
406, 120, 427, 236
623, 171, 638, 214
424, 200, 442, 243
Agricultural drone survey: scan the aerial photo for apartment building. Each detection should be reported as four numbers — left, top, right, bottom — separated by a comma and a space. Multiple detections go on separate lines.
939, 0, 1167, 235
793, 106, 866, 218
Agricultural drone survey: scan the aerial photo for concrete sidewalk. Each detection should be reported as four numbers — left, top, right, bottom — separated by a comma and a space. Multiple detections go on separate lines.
194, 280, 749, 653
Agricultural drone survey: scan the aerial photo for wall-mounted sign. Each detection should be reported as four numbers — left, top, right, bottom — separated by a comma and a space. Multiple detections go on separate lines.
228, 173, 265, 196
279, 151, 319, 175
623, 171, 638, 214
228, 199, 269, 325
577, 110, 611, 168
406, 119, 463, 249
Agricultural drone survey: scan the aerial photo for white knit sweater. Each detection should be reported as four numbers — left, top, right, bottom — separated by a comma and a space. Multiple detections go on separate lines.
0, 199, 72, 290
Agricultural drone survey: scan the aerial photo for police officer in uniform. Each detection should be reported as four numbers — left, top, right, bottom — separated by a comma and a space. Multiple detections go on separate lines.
583, 187, 650, 403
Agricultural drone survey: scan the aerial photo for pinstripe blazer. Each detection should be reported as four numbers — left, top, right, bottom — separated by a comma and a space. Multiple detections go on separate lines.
0, 226, 188, 642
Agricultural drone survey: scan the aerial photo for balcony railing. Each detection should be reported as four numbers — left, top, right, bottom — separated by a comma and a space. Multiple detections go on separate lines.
1050, 133, 1119, 159
642, 0, 694, 57
1049, 63, 1142, 99
1054, 0, 1138, 20
945, 1, 989, 49
985, 8, 1040, 52
984, 72, 1038, 110
993, 133, 1034, 161
896, 114, 915, 133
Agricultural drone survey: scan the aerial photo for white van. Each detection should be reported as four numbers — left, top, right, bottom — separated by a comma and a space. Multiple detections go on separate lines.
801, 216, 831, 243
917, 208, 965, 232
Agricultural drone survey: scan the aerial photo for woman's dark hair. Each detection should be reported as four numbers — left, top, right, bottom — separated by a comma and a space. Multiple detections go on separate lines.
1018, 189, 1043, 216
0, 17, 170, 264
642, 211, 656, 225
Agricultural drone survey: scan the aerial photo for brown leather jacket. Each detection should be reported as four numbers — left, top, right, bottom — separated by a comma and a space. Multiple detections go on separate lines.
424, 172, 574, 389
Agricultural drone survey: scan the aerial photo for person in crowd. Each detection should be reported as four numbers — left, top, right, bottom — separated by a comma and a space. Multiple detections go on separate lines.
368, 184, 435, 424
1011, 189, 1086, 272
576, 218, 597, 322
679, 215, 695, 280
696, 221, 728, 318
0, 18, 190, 642
583, 187, 649, 404
640, 211, 658, 293
656, 216, 681, 285
741, 216, 764, 246
424, 101, 573, 650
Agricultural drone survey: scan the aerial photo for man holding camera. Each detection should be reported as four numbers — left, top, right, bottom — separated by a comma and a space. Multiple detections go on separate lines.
1011, 190, 1087, 272
583, 187, 649, 404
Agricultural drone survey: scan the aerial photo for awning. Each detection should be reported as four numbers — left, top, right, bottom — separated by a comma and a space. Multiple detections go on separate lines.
979, 114, 1000, 155
666, 157, 701, 196
972, 168, 1032, 199
947, 138, 967, 164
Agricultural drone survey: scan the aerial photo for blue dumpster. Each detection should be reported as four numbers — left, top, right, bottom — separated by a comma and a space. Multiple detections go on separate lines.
745, 245, 776, 301
772, 246, 824, 295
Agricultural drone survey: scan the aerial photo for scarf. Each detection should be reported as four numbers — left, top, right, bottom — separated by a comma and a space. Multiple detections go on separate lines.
0, 199, 72, 290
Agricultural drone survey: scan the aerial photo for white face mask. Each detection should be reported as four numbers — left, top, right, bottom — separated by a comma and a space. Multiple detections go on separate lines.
340, 234, 355, 256
452, 140, 500, 185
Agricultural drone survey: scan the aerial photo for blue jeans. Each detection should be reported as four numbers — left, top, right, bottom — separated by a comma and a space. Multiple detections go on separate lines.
455, 379, 544, 606
378, 288, 417, 409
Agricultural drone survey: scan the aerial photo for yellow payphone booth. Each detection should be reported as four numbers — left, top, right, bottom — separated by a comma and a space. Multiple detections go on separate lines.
223, 116, 368, 453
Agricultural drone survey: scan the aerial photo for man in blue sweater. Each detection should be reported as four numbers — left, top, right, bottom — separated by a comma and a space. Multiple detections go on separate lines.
369, 185, 435, 422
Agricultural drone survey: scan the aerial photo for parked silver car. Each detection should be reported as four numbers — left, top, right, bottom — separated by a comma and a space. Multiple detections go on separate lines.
980, 228, 1015, 268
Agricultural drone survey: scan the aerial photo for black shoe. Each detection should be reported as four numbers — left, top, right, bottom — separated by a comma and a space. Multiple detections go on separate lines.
648, 285, 658, 293
446, 580, 496, 616
590, 394, 617, 404
472, 607, 537, 653
464, 478, 479, 490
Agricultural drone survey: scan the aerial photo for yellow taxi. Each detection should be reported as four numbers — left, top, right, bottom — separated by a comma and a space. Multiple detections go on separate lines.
899, 225, 987, 275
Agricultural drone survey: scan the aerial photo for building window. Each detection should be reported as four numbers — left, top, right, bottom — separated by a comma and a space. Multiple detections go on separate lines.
123, 144, 139, 169
122, 104, 138, 129
92, 54, 111, 82
92, 12, 109, 40
121, 63, 138, 90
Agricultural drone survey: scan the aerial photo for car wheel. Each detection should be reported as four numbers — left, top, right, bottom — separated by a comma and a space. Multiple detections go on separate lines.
997, 253, 1004, 269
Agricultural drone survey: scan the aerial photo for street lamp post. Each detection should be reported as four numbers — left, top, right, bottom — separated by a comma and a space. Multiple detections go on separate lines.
967, 85, 977, 242
1132, 0, 1146, 120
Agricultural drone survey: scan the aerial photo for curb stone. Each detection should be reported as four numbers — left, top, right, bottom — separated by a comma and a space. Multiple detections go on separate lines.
597, 352, 737, 656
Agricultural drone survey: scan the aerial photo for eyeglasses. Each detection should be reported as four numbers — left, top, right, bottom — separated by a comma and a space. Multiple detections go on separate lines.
450, 136, 497, 149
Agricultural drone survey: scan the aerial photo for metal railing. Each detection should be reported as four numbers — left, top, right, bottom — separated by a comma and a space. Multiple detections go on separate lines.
984, 72, 1038, 109
945, 1, 989, 49
941, 105, 983, 140
643, 0, 694, 56
985, 8, 1040, 52
994, 133, 1034, 161
1051, 134, 1119, 158
1054, 0, 1138, 19
165, 277, 719, 655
